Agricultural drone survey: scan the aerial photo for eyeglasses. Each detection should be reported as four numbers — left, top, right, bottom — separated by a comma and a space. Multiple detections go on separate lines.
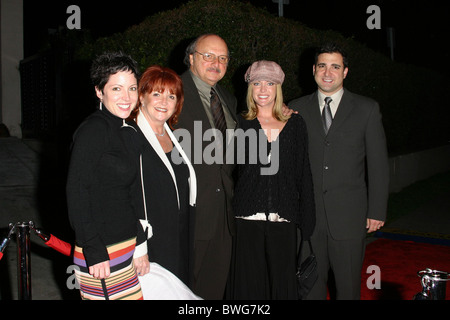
195, 51, 230, 64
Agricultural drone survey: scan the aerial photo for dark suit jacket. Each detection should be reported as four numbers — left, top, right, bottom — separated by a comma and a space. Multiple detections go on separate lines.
289, 89, 389, 240
174, 70, 237, 241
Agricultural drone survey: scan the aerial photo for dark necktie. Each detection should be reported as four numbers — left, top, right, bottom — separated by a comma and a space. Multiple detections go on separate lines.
210, 87, 227, 137
322, 97, 333, 134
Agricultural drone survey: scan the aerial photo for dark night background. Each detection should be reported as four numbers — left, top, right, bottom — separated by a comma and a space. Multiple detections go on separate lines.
23, 0, 450, 75
0, 0, 445, 302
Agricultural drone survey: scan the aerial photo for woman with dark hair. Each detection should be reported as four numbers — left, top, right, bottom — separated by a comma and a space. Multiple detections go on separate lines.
66, 52, 149, 300
125, 65, 197, 294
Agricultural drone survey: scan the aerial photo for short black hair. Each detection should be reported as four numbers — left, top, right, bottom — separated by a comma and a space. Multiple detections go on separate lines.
315, 42, 349, 69
90, 51, 140, 92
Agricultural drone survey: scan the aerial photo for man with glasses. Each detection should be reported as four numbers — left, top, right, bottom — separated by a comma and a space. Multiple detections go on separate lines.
175, 34, 237, 299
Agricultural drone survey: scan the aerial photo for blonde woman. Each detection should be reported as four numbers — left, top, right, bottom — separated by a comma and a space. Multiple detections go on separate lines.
229, 61, 315, 299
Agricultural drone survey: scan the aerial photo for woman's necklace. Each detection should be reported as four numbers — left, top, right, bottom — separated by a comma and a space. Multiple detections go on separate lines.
258, 115, 272, 123
153, 128, 166, 137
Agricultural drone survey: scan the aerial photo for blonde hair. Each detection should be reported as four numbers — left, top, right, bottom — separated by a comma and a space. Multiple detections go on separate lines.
243, 83, 290, 122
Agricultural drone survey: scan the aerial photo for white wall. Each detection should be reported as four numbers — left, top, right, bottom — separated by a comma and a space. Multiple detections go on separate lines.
389, 145, 450, 193
1, 0, 24, 138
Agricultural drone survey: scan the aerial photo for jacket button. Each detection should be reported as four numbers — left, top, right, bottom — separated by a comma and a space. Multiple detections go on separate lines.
324, 166, 329, 170
215, 188, 221, 192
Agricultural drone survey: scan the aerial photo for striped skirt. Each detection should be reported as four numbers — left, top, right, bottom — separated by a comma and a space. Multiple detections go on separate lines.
73, 237, 143, 300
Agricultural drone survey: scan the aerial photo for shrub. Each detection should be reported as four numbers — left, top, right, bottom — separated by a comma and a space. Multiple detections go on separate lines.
74, 0, 450, 153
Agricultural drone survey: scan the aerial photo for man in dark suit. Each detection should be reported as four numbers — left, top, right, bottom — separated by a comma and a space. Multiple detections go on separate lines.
174, 34, 237, 299
289, 43, 389, 299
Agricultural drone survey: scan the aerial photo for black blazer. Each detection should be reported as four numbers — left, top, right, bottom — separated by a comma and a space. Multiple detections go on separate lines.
289, 89, 389, 240
174, 70, 238, 240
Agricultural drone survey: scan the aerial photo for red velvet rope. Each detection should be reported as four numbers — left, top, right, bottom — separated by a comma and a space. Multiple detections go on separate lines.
45, 234, 72, 256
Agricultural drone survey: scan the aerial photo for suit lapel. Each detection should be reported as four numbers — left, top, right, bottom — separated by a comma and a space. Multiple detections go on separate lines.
181, 71, 212, 129
327, 90, 355, 135
181, 71, 237, 146
215, 84, 238, 128
137, 112, 180, 208
305, 91, 327, 138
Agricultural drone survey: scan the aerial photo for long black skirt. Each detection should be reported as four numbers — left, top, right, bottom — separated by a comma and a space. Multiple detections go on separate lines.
227, 218, 298, 300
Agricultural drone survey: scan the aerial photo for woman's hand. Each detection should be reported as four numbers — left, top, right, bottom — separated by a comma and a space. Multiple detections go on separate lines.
89, 260, 111, 279
134, 254, 150, 276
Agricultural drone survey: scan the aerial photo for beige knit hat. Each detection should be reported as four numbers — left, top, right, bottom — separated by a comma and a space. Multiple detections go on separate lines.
244, 60, 285, 84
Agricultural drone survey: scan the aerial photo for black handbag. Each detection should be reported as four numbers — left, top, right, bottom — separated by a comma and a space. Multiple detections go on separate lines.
296, 241, 318, 300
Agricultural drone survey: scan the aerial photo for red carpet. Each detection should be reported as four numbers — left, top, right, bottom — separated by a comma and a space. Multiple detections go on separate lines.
360, 238, 450, 300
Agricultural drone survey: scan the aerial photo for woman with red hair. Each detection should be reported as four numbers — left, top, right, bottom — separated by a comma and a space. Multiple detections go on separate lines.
124, 65, 198, 298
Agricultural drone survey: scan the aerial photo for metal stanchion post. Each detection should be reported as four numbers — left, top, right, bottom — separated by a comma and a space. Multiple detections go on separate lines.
16, 222, 32, 300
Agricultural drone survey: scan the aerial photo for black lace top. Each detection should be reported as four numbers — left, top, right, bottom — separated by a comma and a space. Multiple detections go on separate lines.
232, 113, 316, 240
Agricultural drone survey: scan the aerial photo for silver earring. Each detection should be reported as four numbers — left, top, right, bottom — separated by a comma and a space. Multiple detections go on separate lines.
99, 100, 103, 110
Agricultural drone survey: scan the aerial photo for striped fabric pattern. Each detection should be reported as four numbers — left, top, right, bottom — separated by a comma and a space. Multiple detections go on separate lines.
74, 238, 143, 300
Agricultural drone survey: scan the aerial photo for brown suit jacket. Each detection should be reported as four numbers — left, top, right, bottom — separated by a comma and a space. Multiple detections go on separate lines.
174, 70, 237, 241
